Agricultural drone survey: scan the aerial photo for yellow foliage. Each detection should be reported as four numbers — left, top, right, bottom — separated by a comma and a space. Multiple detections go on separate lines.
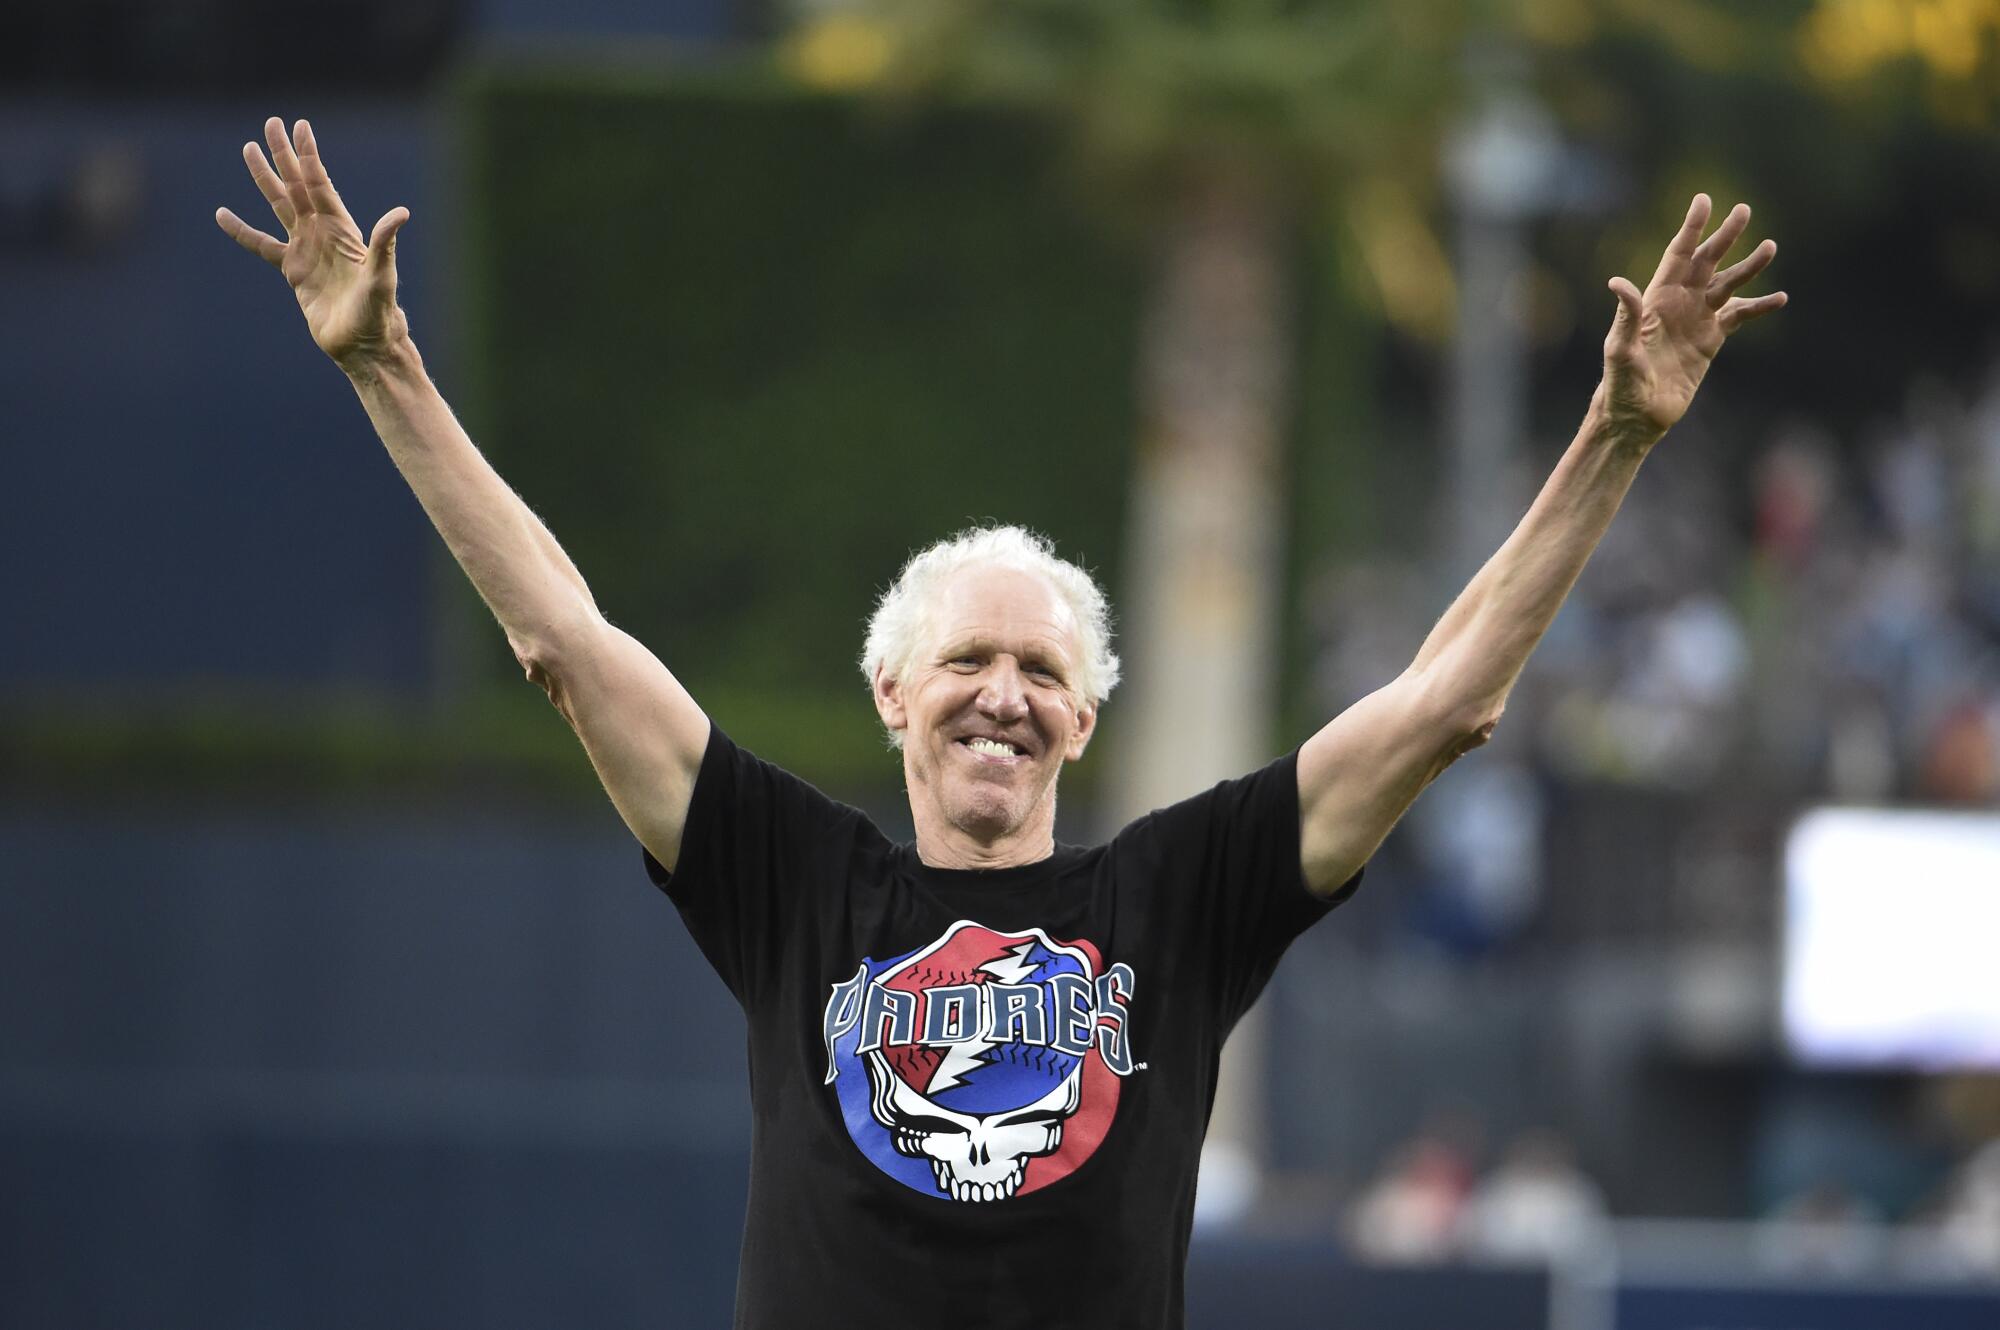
1912, 0, 1987, 76
1799, 0, 2000, 84
783, 14, 897, 92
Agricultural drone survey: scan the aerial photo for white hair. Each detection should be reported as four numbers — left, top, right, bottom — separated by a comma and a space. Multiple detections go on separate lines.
860, 525, 1121, 747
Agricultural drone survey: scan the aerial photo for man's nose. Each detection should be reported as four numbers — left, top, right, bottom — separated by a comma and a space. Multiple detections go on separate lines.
977, 659, 1029, 721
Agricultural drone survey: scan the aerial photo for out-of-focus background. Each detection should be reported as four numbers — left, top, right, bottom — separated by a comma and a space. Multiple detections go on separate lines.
6, 1, 2000, 1326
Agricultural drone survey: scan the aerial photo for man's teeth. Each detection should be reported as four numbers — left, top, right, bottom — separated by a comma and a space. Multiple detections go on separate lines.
964, 738, 1020, 757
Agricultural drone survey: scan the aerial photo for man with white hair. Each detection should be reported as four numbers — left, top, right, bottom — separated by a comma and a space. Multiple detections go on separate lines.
221, 116, 1784, 1328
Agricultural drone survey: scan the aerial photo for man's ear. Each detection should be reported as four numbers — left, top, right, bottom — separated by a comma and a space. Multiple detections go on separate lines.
1065, 703, 1097, 762
873, 665, 908, 735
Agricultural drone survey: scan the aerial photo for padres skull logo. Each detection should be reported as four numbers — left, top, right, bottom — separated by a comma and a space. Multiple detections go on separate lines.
822, 921, 1140, 1202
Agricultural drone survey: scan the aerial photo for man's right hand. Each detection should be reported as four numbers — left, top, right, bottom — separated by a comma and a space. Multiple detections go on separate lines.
216, 117, 412, 374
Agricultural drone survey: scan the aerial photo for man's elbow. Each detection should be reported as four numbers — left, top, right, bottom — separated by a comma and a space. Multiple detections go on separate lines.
1406, 668, 1505, 756
509, 617, 602, 719
1456, 704, 1504, 748
511, 640, 564, 710
1453, 703, 1503, 754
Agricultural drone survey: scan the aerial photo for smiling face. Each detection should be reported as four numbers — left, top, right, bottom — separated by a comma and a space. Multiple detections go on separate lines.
873, 563, 1098, 868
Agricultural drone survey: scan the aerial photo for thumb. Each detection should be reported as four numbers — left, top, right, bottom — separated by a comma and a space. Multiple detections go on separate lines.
366, 206, 410, 275
1605, 276, 1643, 354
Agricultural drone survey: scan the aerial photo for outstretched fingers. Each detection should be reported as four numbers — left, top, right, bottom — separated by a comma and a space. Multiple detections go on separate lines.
241, 142, 296, 232
1692, 202, 1752, 279
1708, 238, 1776, 308
216, 207, 285, 266
1662, 193, 1713, 263
292, 119, 351, 222
1719, 290, 1788, 333
263, 117, 311, 221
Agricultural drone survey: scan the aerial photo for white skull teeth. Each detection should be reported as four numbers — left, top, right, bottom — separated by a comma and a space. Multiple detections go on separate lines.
865, 1049, 1081, 1205
932, 1159, 1028, 1203
963, 737, 1021, 757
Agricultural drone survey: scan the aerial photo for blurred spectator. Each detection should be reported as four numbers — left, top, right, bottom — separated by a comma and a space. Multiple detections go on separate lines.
1934, 1139, 2000, 1278
1346, 1128, 1476, 1264
1457, 1129, 1609, 1265
1823, 681, 1900, 801
1919, 696, 2000, 803
1759, 1181, 1884, 1275
1966, 360, 2000, 631
1754, 426, 1839, 574
1869, 407, 1951, 557
1538, 582, 1750, 790
1406, 759, 1544, 957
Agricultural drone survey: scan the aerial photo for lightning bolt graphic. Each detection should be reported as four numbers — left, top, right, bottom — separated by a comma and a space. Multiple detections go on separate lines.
928, 943, 1045, 1093
928, 1040, 989, 1092
978, 941, 1042, 986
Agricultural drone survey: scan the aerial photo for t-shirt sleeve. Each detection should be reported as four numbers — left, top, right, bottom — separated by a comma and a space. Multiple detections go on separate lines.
1121, 750, 1362, 1031
640, 726, 860, 1010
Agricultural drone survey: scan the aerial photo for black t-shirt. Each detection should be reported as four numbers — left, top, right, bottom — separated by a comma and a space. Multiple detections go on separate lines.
643, 727, 1359, 1330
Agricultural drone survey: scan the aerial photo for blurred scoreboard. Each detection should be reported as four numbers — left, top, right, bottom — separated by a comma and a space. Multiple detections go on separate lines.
1782, 806, 2000, 1072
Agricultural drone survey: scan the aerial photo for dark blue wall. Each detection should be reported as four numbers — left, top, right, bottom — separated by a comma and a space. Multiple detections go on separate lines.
1, 106, 443, 696
0, 804, 752, 1328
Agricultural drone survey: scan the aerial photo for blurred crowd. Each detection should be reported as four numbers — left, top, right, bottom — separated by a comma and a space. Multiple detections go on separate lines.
1323, 350, 2000, 796
1345, 1122, 1610, 1267
1532, 349, 2000, 806
1342, 1121, 2000, 1280
1930, 1137, 2000, 1278
1309, 351, 2000, 951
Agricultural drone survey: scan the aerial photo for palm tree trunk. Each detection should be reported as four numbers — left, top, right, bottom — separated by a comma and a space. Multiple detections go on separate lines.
1112, 164, 1295, 1206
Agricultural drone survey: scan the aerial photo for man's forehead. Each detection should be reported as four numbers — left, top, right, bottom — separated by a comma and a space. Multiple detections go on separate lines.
932, 565, 1081, 652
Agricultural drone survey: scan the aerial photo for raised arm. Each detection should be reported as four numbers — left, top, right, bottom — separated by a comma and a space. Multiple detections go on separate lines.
218, 117, 709, 869
1296, 194, 1786, 894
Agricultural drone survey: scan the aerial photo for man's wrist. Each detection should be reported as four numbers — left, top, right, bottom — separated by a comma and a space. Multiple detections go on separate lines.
338, 326, 421, 387
1585, 381, 1667, 455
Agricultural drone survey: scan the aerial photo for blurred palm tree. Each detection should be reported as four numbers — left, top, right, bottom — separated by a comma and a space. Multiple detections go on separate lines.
781, 0, 1482, 1178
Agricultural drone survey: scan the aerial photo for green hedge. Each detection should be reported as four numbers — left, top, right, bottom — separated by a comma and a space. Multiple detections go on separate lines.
453, 62, 1154, 793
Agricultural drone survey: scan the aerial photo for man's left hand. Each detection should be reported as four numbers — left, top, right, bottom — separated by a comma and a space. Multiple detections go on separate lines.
1600, 194, 1787, 441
